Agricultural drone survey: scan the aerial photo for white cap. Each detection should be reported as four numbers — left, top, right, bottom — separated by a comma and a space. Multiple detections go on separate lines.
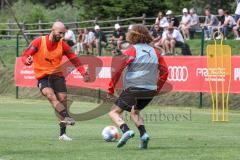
128, 25, 133, 30
94, 25, 100, 30
114, 23, 121, 29
182, 8, 188, 13
166, 10, 172, 15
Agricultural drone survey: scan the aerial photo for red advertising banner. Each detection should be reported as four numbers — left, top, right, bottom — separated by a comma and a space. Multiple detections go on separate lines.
14, 56, 240, 93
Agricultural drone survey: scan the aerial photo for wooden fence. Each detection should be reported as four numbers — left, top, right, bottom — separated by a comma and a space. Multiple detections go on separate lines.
0, 14, 206, 39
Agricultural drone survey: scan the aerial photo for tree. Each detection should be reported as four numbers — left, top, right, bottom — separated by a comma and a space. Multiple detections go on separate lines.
31, 0, 74, 8
1, 0, 237, 23
74, 0, 167, 20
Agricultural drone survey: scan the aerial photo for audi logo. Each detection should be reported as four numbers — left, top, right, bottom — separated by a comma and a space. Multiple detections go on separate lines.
168, 66, 188, 82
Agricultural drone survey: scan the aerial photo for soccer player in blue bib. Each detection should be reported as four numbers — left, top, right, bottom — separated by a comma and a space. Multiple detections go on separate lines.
108, 24, 168, 149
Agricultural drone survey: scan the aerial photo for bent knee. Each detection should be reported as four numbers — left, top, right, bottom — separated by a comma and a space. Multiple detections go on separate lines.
59, 96, 67, 103
46, 93, 57, 101
108, 111, 113, 117
130, 108, 140, 115
109, 106, 123, 115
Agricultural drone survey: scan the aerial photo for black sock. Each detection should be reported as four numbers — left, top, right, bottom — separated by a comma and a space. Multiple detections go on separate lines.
59, 122, 66, 136
59, 109, 69, 118
138, 125, 146, 137
120, 124, 130, 134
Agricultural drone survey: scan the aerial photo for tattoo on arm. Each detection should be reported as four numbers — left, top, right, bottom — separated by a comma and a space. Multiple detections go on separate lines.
64, 49, 74, 55
28, 45, 38, 52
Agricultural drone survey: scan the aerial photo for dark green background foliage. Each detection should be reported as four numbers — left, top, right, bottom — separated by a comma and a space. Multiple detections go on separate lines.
0, 0, 237, 23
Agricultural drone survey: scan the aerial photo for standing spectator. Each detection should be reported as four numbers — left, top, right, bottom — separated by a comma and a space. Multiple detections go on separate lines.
155, 11, 169, 34
179, 8, 191, 40
219, 10, 236, 39
189, 8, 200, 39
110, 24, 126, 54
82, 28, 95, 54
202, 8, 219, 40
235, 0, 240, 22
64, 26, 76, 47
76, 29, 85, 55
233, 18, 240, 40
162, 25, 191, 55
166, 10, 180, 28
94, 25, 107, 55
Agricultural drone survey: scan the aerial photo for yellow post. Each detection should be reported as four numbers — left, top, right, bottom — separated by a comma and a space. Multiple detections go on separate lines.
206, 31, 231, 122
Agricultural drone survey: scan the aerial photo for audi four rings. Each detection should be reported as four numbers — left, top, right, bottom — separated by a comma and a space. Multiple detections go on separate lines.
168, 66, 189, 82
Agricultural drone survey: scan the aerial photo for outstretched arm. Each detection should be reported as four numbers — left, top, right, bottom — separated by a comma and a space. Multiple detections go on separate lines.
63, 41, 87, 76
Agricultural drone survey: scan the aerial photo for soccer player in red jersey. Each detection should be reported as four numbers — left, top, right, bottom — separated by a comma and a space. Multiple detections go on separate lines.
22, 21, 89, 141
108, 24, 168, 149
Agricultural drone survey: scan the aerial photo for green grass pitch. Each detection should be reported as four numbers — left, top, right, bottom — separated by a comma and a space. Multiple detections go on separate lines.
0, 96, 240, 160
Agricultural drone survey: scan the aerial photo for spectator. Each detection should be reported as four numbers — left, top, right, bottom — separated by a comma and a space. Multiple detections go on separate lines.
155, 11, 169, 33
94, 25, 108, 55
233, 18, 240, 40
128, 25, 133, 31
213, 9, 225, 39
235, 0, 240, 22
110, 24, 126, 54
218, 9, 225, 26
202, 8, 219, 40
76, 29, 85, 55
82, 28, 95, 54
188, 8, 200, 39
166, 10, 180, 28
117, 24, 133, 52
219, 10, 236, 39
64, 26, 76, 47
179, 8, 191, 40
162, 24, 191, 55
150, 24, 165, 54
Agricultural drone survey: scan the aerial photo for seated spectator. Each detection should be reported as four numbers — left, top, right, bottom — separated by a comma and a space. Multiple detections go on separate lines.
188, 8, 200, 39
218, 10, 236, 39
94, 25, 108, 55
212, 9, 225, 39
233, 18, 240, 40
118, 24, 133, 52
179, 8, 191, 40
166, 10, 180, 28
218, 9, 225, 26
155, 11, 169, 34
110, 24, 126, 54
202, 8, 219, 40
150, 24, 165, 54
76, 29, 85, 55
82, 28, 95, 54
64, 26, 76, 47
162, 25, 191, 55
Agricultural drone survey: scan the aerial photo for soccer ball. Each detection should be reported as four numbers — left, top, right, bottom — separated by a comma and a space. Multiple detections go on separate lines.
101, 126, 119, 142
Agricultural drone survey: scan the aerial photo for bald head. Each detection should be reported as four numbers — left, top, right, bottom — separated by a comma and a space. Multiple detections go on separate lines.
52, 21, 66, 30
218, 9, 224, 16
50, 21, 66, 42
